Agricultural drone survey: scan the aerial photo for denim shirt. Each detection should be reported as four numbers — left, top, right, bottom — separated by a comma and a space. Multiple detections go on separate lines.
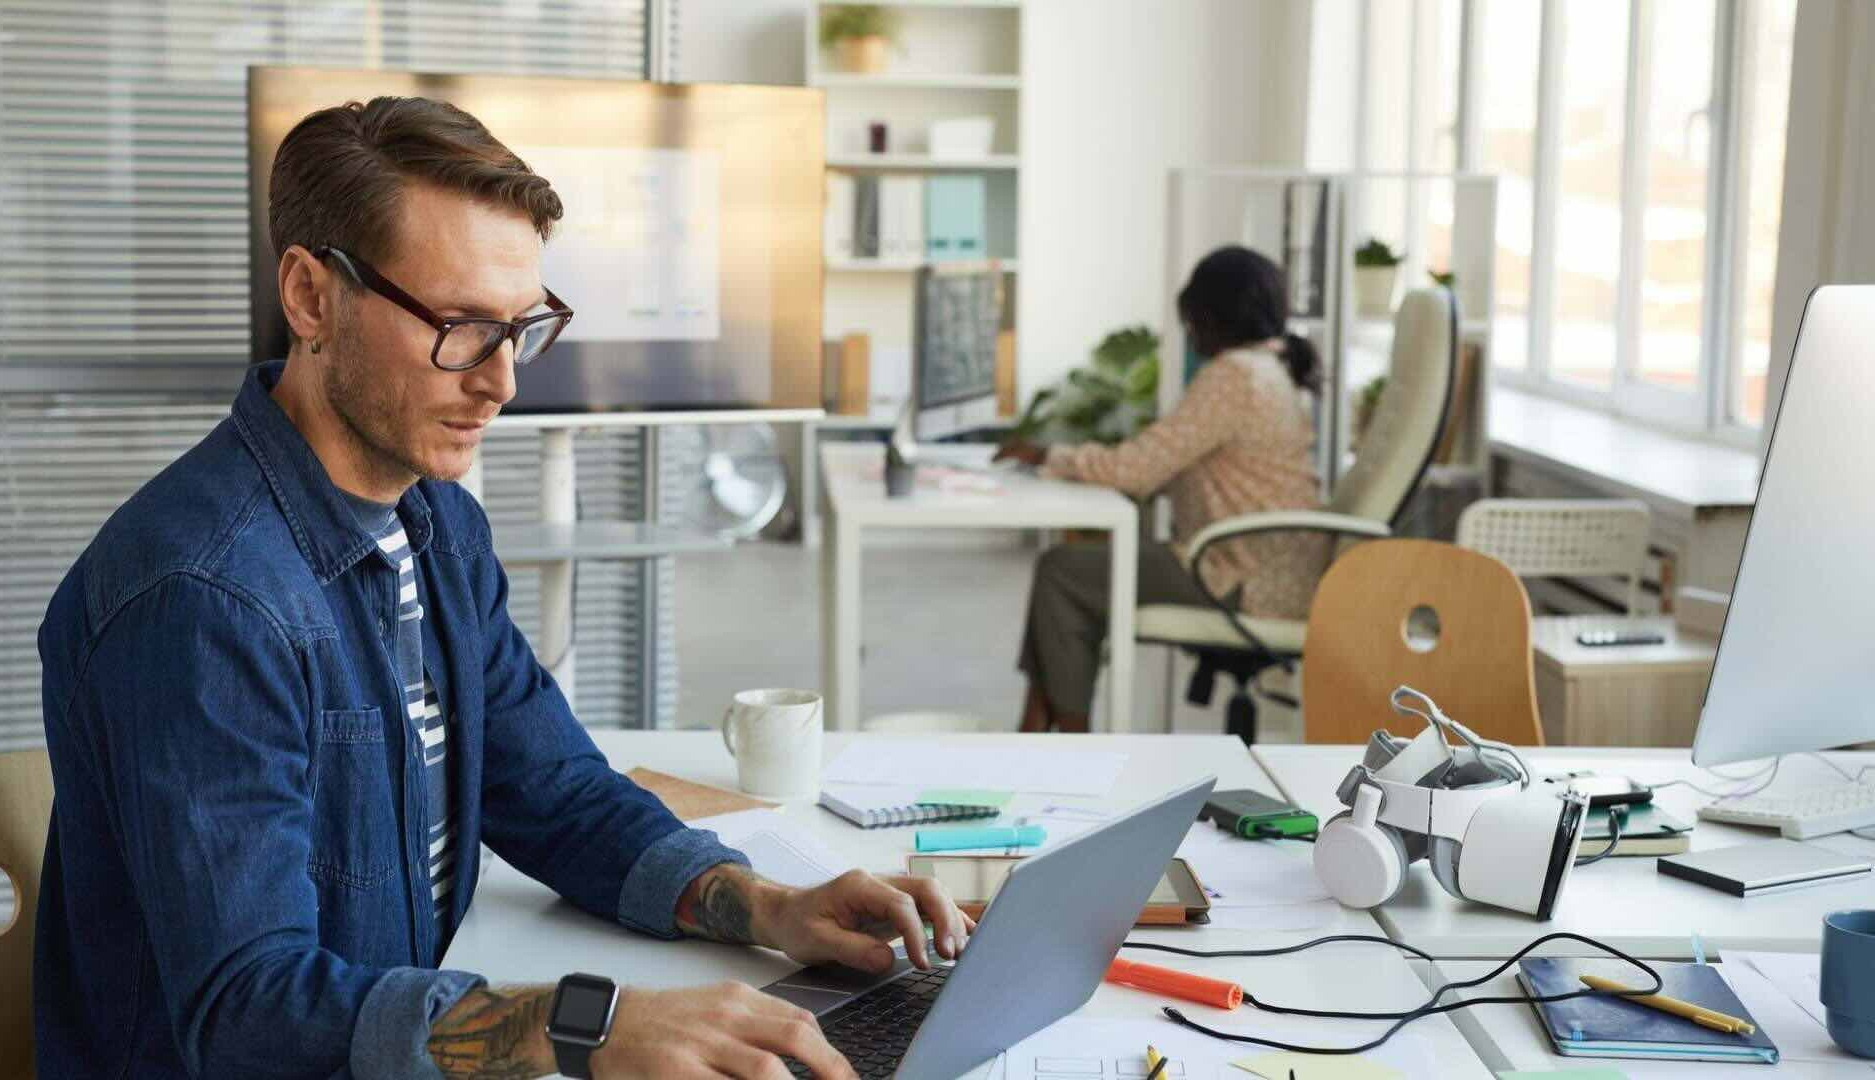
34, 360, 749, 1079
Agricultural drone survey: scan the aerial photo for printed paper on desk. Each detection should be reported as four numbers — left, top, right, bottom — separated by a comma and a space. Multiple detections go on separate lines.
688, 809, 855, 889
1178, 827, 1332, 907
1725, 953, 1874, 1066
823, 741, 1129, 798
1003, 1018, 1431, 1080
1233, 1049, 1402, 1079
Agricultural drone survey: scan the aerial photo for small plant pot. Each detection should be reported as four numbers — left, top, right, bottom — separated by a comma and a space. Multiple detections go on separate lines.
835, 35, 890, 74
1354, 265, 1400, 319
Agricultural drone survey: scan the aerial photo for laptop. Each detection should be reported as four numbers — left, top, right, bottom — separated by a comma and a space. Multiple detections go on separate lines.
762, 776, 1217, 1079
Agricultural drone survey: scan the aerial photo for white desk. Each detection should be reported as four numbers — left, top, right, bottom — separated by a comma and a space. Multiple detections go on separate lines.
1421, 959, 1875, 1076
445, 731, 1492, 1078
818, 442, 1140, 731
1255, 745, 1875, 958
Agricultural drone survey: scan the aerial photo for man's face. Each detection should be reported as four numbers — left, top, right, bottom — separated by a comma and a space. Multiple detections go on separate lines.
322, 183, 544, 486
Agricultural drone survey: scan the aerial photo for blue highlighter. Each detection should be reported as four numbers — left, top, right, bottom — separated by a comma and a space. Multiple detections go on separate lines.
914, 825, 1047, 853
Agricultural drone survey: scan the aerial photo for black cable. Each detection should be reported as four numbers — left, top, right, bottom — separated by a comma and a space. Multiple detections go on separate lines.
1119, 931, 1662, 1056
1573, 805, 1623, 866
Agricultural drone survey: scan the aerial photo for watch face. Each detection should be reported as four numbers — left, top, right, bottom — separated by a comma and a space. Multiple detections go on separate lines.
548, 974, 618, 1044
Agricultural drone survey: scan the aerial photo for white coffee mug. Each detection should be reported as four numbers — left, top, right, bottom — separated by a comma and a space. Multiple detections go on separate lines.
721, 688, 824, 798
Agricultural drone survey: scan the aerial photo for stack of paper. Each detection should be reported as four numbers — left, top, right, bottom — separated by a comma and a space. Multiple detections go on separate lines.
1176, 825, 1339, 932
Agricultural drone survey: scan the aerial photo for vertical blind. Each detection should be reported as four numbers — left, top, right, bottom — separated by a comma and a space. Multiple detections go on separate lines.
0, 0, 670, 751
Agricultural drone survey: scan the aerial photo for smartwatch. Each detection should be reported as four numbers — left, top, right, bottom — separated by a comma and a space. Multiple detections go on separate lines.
545, 972, 619, 1079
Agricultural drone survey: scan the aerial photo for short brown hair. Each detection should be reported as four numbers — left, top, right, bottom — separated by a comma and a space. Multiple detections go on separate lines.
268, 96, 562, 266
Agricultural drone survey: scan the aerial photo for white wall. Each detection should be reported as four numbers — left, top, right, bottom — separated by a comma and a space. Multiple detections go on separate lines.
1016, 0, 1312, 403
1763, 0, 1875, 456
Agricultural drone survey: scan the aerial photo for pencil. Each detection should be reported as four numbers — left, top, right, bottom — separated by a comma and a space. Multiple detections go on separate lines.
1143, 1045, 1167, 1080
1579, 973, 1757, 1035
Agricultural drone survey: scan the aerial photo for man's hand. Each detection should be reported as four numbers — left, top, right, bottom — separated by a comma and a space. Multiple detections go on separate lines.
592, 982, 856, 1080
677, 865, 976, 974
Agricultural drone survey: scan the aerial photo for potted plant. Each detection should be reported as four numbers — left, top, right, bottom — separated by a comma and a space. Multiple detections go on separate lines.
1428, 267, 1456, 289
1353, 238, 1405, 318
820, 5, 899, 75
1352, 374, 1388, 452
1011, 325, 1161, 449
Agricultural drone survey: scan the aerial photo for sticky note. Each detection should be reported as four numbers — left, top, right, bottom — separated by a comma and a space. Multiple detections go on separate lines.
915, 788, 1013, 808
1232, 1051, 1403, 1080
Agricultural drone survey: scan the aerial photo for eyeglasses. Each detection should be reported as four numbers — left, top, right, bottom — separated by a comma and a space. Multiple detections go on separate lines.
312, 245, 574, 372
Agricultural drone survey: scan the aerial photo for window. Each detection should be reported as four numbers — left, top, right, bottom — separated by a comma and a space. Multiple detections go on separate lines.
1349, 0, 1800, 436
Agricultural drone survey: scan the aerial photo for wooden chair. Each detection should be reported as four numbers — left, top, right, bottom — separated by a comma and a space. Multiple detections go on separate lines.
1302, 539, 1544, 746
0, 750, 53, 1080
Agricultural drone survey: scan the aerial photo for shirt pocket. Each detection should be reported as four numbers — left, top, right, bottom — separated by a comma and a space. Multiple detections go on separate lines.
307, 706, 400, 892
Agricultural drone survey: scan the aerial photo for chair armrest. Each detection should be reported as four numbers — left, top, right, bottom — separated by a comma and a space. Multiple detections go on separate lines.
1184, 511, 1392, 569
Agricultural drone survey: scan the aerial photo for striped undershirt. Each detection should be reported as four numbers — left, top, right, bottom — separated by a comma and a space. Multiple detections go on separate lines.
372, 520, 458, 940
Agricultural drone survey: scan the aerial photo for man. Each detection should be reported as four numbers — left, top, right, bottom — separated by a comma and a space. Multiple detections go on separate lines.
34, 96, 969, 1079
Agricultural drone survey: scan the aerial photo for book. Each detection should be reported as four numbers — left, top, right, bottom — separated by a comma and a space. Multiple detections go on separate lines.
1580, 803, 1694, 857
819, 785, 1001, 829
1518, 957, 1779, 1064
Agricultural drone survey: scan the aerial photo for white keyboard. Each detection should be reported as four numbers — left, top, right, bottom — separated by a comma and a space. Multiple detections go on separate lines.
1698, 782, 1875, 839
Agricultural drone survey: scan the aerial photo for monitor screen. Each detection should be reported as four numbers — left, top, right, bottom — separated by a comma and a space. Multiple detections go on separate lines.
248, 67, 824, 413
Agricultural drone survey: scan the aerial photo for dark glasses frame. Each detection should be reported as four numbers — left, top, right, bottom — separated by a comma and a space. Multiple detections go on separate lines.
312, 245, 574, 372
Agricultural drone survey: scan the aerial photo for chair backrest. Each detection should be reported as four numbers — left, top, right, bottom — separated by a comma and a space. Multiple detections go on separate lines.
0, 750, 53, 1079
1302, 540, 1543, 746
1328, 288, 1456, 525
1456, 498, 1653, 613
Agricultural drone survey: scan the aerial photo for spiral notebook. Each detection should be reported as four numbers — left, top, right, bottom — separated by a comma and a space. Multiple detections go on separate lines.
819, 785, 1003, 829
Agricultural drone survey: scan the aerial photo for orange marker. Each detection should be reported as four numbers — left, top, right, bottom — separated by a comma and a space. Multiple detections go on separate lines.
1104, 956, 1243, 1010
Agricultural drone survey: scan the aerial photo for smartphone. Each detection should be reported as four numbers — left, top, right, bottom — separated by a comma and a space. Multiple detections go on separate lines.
1560, 774, 1654, 808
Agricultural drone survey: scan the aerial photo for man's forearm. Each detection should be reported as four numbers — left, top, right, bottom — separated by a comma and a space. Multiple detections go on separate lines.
674, 863, 783, 946
427, 985, 557, 1079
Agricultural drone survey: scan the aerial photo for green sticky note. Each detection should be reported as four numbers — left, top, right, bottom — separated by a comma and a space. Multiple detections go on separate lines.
1494, 1069, 1628, 1079
914, 788, 1012, 809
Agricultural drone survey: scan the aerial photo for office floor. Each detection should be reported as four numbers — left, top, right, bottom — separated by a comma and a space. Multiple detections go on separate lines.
674, 538, 1302, 740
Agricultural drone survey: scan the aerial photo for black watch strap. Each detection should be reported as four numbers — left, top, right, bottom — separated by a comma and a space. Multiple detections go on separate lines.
551, 1039, 594, 1080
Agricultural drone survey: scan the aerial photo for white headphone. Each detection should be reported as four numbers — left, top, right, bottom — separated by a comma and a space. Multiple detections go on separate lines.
1313, 687, 1588, 919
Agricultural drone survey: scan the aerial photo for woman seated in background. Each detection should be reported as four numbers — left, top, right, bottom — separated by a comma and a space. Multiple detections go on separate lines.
996, 245, 1329, 733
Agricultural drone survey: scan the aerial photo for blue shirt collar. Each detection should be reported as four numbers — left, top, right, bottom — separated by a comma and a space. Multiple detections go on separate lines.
231, 360, 434, 584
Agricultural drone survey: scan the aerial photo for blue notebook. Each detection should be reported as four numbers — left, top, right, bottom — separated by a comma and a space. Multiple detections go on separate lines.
1518, 958, 1779, 1065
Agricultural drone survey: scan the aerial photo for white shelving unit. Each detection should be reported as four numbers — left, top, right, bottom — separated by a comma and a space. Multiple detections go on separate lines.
806, 0, 1023, 426
1163, 169, 1500, 500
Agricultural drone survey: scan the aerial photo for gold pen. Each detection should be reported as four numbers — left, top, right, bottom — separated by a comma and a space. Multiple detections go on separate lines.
1579, 973, 1757, 1035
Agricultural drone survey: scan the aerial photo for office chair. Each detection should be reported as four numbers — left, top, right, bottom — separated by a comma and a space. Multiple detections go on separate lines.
1456, 498, 1652, 614
0, 749, 53, 1079
1302, 539, 1545, 746
1135, 287, 1457, 743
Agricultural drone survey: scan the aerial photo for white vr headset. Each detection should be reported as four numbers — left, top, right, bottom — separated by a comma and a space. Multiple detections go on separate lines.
1313, 687, 1588, 919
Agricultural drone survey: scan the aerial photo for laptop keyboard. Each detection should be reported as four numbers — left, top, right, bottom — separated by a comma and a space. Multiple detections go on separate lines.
786, 965, 953, 1079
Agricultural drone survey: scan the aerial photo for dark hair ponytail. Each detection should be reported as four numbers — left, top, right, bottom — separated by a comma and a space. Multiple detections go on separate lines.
1176, 244, 1321, 394
1279, 331, 1323, 395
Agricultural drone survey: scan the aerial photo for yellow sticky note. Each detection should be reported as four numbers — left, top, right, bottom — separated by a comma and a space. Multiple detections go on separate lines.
1232, 1051, 1403, 1080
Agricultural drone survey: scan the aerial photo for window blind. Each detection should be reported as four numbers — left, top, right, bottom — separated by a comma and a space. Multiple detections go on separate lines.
0, 0, 650, 392
0, 0, 671, 750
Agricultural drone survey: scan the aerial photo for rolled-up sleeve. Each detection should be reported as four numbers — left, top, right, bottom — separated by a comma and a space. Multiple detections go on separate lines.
75, 575, 471, 1079
351, 968, 487, 1080
472, 532, 749, 929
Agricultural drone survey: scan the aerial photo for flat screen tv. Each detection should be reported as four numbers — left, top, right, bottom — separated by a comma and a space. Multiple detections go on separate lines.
248, 66, 824, 413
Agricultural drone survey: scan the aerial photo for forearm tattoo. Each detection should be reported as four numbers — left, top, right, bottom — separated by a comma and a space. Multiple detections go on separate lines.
426, 985, 556, 1080
674, 864, 761, 945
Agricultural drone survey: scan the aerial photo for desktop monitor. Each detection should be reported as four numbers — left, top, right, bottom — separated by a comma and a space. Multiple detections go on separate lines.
247, 66, 824, 413
1693, 285, 1875, 765
911, 262, 1005, 441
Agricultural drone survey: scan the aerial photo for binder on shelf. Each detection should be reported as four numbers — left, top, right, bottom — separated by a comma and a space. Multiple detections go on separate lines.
925, 175, 986, 259
824, 172, 856, 259
879, 175, 926, 261
853, 175, 882, 259
836, 333, 871, 416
